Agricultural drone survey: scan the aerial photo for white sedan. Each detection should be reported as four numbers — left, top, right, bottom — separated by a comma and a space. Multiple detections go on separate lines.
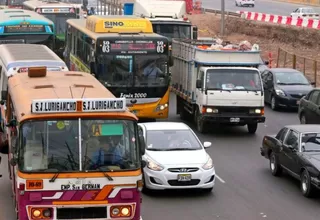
290, 7, 319, 19
138, 122, 215, 193
235, 0, 255, 7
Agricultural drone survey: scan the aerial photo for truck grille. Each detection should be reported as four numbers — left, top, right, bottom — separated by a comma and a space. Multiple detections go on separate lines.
217, 106, 251, 115
168, 168, 199, 173
56, 207, 107, 219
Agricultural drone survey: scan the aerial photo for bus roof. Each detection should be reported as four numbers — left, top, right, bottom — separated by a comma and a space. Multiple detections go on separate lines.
0, 9, 54, 24
0, 44, 67, 75
67, 17, 167, 40
23, 0, 76, 8
8, 70, 137, 122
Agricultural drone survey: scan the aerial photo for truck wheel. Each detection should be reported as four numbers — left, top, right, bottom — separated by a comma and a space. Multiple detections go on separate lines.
300, 169, 315, 198
247, 123, 257, 134
195, 108, 207, 133
269, 152, 282, 176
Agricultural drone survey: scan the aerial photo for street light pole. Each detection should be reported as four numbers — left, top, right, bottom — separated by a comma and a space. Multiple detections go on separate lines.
220, 0, 225, 36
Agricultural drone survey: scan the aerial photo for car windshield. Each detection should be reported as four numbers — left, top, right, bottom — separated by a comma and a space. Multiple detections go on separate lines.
146, 130, 202, 151
206, 69, 262, 91
274, 71, 309, 85
302, 8, 315, 13
302, 133, 320, 152
96, 54, 169, 87
152, 24, 191, 41
18, 119, 140, 172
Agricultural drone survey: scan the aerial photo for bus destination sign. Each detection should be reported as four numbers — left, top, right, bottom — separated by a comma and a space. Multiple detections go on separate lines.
99, 39, 168, 55
4, 24, 45, 33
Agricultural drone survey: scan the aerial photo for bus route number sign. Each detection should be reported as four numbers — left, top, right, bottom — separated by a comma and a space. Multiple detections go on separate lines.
4, 24, 45, 33
101, 40, 166, 54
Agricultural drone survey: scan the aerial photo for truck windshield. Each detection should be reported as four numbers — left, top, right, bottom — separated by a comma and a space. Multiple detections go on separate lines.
206, 69, 262, 91
18, 119, 140, 172
96, 54, 169, 87
152, 24, 191, 40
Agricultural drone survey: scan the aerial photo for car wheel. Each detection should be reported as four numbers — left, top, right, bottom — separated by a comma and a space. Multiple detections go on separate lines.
271, 96, 278, 110
203, 187, 213, 193
269, 152, 282, 176
300, 169, 315, 198
247, 123, 257, 134
300, 113, 307, 124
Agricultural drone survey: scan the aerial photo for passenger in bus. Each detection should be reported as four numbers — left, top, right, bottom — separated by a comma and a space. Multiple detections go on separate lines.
91, 136, 123, 167
143, 61, 163, 78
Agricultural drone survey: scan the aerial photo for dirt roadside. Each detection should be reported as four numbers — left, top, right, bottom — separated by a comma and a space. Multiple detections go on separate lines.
188, 13, 320, 84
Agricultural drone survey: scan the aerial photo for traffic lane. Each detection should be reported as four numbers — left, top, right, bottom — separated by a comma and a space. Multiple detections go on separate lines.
202, 0, 320, 15
141, 94, 320, 220
0, 155, 17, 219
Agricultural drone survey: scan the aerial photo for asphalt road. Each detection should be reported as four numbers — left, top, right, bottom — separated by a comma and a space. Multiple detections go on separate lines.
1, 93, 320, 220
202, 0, 320, 15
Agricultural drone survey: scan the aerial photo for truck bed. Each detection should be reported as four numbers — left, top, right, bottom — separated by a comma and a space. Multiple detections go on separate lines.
172, 38, 262, 65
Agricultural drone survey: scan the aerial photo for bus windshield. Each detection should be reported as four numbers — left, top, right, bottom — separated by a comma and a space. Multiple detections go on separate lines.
96, 54, 169, 88
18, 119, 140, 172
43, 13, 76, 39
152, 24, 191, 41
0, 34, 54, 47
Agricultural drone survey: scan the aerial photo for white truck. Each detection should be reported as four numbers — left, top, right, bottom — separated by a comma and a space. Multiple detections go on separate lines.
171, 38, 266, 134
131, 0, 198, 42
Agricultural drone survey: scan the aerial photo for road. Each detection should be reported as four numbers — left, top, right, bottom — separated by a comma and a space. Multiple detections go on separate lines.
202, 0, 320, 15
1, 93, 320, 220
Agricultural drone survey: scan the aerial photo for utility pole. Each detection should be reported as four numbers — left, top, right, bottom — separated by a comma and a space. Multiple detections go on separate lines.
220, 0, 225, 36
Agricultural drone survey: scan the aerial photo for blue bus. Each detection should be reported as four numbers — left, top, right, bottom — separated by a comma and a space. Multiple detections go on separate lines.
0, 9, 55, 49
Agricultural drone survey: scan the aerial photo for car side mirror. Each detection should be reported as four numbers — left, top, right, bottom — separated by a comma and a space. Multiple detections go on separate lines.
196, 79, 202, 88
139, 135, 146, 155
287, 144, 296, 152
203, 141, 211, 148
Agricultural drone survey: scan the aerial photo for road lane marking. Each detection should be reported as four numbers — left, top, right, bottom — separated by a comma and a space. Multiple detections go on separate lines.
215, 174, 226, 183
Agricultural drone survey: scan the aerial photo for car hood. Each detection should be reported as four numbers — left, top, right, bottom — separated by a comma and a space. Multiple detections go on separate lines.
276, 84, 313, 95
302, 152, 320, 170
144, 149, 208, 166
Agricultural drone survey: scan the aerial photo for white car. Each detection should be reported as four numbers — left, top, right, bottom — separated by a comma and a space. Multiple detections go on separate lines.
138, 122, 215, 193
235, 0, 255, 7
290, 7, 319, 19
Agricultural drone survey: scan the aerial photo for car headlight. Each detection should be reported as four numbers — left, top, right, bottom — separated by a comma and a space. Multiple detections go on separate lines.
202, 156, 214, 170
275, 89, 286, 96
145, 157, 164, 171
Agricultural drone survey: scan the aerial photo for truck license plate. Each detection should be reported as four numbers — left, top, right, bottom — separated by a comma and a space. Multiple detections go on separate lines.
230, 118, 240, 123
177, 174, 191, 182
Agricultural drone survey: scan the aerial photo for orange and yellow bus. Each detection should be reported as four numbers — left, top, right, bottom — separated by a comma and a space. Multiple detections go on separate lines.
64, 15, 171, 120
0, 67, 145, 220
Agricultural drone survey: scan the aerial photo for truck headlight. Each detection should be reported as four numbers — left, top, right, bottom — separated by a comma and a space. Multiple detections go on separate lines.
202, 156, 214, 170
249, 108, 263, 114
145, 157, 164, 171
275, 89, 286, 96
206, 108, 218, 113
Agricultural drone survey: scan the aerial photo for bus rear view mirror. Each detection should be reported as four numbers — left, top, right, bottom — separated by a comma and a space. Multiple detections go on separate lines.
1, 91, 7, 101
169, 57, 174, 67
139, 135, 146, 155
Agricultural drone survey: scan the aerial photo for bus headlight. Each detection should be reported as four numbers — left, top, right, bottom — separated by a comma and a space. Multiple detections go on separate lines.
121, 207, 130, 215
32, 209, 41, 217
110, 205, 132, 217
112, 207, 120, 215
155, 103, 168, 112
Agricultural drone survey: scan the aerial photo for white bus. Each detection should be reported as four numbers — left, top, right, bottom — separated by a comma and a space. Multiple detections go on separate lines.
0, 44, 68, 94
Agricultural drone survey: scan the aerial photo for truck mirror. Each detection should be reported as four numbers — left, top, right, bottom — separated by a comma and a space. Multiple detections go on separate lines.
196, 79, 202, 88
192, 26, 198, 40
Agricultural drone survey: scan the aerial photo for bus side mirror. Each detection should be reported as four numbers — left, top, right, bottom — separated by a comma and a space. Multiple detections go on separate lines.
90, 62, 96, 75
6, 119, 17, 128
192, 26, 198, 39
1, 91, 7, 101
169, 57, 174, 67
139, 135, 145, 155
196, 79, 202, 88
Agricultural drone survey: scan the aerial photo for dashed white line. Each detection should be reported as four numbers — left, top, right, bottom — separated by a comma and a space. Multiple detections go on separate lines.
215, 174, 226, 183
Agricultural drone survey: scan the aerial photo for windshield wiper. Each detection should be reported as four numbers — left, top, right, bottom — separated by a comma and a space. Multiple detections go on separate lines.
277, 82, 289, 85
95, 166, 114, 181
146, 148, 167, 151
49, 169, 60, 183
286, 83, 309, 85
166, 148, 197, 151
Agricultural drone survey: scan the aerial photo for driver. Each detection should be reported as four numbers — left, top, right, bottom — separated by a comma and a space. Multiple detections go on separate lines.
92, 136, 123, 166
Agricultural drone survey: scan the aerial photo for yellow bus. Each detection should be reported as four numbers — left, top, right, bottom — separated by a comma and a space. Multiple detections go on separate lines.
64, 15, 171, 121
0, 67, 145, 220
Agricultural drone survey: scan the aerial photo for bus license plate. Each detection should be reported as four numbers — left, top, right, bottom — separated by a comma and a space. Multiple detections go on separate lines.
230, 118, 240, 123
177, 174, 191, 182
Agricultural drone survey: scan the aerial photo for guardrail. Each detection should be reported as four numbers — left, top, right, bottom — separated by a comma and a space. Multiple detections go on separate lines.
201, 8, 241, 17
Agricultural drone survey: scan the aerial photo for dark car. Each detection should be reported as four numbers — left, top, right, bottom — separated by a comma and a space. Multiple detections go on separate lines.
298, 88, 320, 124
261, 68, 314, 110
260, 125, 320, 197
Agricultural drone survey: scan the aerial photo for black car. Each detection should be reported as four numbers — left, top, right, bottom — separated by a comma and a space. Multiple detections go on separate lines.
260, 125, 320, 197
298, 88, 320, 124
261, 68, 314, 110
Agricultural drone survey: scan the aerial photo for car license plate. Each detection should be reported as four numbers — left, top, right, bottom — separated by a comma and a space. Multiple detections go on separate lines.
230, 118, 240, 123
177, 174, 192, 182
296, 100, 300, 105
